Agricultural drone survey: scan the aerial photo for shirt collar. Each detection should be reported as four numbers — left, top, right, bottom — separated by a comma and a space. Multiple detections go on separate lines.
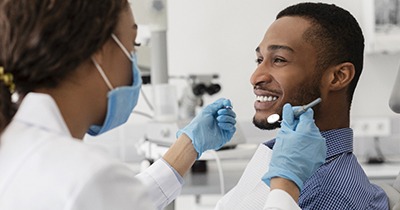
321, 128, 353, 159
264, 128, 353, 160
13, 92, 72, 137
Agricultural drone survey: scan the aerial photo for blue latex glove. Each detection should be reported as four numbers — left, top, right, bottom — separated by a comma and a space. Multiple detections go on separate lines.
176, 98, 237, 159
262, 103, 327, 191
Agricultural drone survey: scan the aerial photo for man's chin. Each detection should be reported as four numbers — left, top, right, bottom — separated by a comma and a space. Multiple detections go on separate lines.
252, 117, 280, 130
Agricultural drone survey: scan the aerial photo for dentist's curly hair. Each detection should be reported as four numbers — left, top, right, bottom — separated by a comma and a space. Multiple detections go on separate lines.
0, 0, 128, 133
277, 2, 364, 106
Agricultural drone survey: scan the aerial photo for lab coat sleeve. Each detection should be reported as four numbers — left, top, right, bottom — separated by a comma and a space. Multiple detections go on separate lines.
135, 159, 183, 210
70, 163, 155, 210
263, 189, 301, 210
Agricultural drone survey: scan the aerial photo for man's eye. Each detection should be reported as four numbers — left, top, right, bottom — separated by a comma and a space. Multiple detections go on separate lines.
273, 57, 286, 63
255, 58, 263, 65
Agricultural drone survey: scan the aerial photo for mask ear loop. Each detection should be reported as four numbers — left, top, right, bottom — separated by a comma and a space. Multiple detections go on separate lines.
91, 57, 114, 90
111, 33, 134, 61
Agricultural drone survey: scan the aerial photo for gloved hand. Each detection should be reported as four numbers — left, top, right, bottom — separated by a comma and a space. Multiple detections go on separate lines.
176, 98, 236, 159
262, 103, 327, 191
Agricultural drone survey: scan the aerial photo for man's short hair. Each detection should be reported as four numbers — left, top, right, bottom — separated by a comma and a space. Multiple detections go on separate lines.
277, 3, 364, 105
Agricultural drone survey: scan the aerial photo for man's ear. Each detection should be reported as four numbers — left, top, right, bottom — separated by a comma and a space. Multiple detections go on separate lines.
327, 62, 355, 91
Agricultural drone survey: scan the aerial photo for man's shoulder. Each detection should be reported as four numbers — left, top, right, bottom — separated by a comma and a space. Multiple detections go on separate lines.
308, 152, 366, 186
300, 152, 388, 209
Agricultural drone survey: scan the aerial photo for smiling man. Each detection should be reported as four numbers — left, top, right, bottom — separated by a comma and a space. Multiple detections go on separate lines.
216, 2, 389, 209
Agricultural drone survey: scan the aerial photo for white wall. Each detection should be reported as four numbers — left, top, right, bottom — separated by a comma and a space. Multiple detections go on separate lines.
83, 0, 400, 164
353, 53, 400, 117
132, 0, 400, 122
105, 0, 400, 160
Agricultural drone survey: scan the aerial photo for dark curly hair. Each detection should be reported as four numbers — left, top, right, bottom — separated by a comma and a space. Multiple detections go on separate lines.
0, 0, 128, 133
277, 2, 365, 106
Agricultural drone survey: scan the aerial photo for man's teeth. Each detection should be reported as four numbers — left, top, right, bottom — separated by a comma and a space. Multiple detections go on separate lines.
256, 96, 278, 102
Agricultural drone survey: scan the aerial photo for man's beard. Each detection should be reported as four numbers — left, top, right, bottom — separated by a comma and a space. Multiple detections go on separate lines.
253, 115, 280, 130
252, 78, 321, 130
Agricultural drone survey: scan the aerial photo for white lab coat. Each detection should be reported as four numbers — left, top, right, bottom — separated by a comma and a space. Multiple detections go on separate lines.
0, 93, 182, 210
215, 144, 301, 210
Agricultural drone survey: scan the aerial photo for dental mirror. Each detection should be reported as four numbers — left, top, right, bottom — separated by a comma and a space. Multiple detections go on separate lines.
267, 114, 280, 124
267, 97, 322, 124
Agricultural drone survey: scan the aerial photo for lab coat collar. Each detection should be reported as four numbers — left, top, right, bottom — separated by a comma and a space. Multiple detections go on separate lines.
13, 92, 72, 137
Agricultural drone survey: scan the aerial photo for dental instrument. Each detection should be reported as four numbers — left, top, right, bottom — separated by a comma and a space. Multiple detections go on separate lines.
267, 97, 322, 124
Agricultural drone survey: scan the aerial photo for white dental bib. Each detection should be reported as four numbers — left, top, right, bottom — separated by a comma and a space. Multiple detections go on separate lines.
215, 144, 272, 209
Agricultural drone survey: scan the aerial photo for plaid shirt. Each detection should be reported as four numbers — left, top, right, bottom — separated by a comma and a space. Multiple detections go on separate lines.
265, 128, 389, 209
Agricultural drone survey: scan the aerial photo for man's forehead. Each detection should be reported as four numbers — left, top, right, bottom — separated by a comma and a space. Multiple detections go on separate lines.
258, 16, 312, 53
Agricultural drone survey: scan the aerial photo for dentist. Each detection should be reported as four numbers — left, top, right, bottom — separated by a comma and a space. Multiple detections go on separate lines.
0, 1, 235, 209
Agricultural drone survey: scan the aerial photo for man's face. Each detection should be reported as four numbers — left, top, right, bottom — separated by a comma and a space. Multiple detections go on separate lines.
251, 16, 321, 130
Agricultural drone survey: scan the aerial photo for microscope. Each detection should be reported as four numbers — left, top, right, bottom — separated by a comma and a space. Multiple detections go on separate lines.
143, 73, 224, 173
138, 0, 244, 172
145, 73, 221, 147
179, 74, 221, 120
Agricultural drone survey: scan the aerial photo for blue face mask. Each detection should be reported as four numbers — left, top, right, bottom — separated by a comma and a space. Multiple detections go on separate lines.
87, 34, 142, 136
